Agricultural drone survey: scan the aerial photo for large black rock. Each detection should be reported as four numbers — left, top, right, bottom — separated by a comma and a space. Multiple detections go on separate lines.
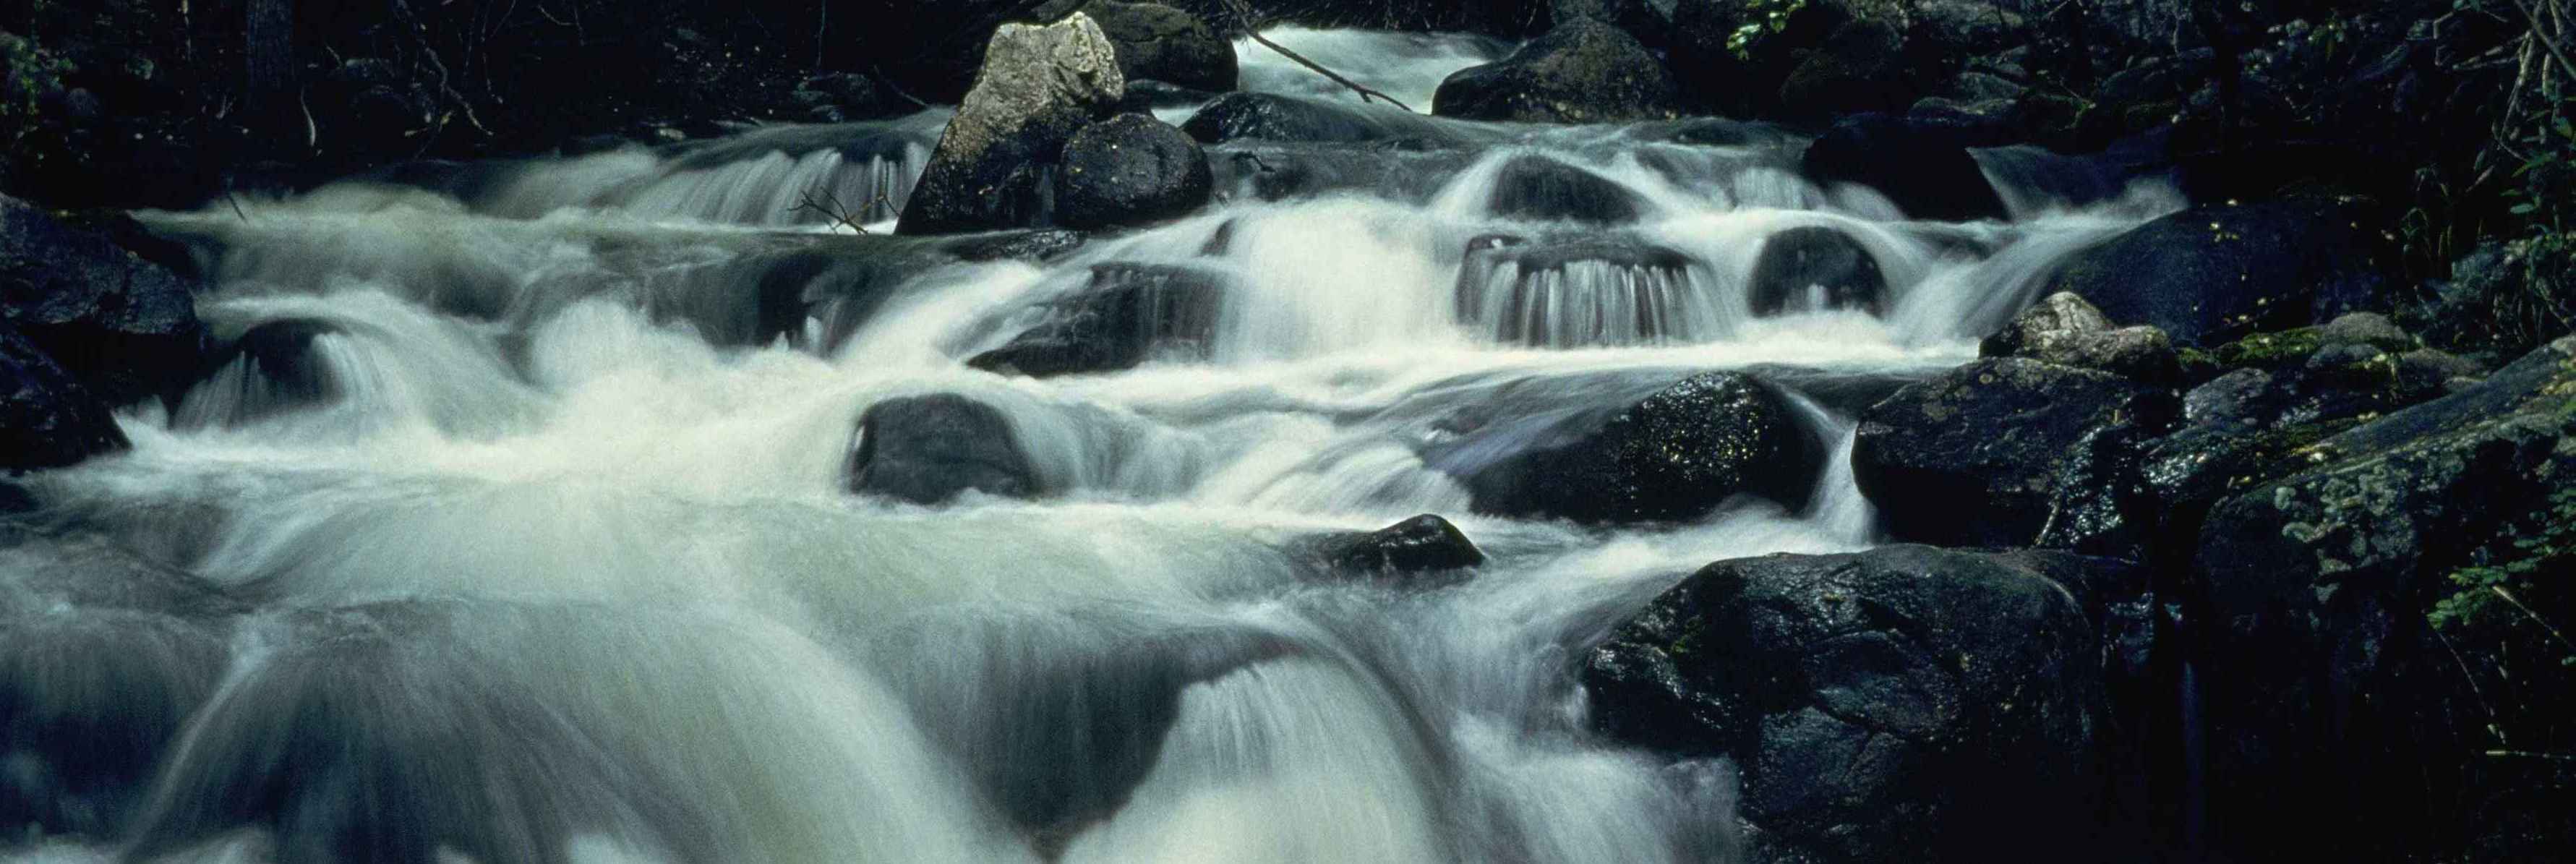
2187, 335, 2576, 859
2048, 198, 2397, 347
970, 262, 1226, 377
1310, 513, 1486, 580
1055, 114, 1215, 230
1071, 1, 1238, 93
847, 394, 1042, 505
1746, 226, 1886, 317
1585, 545, 2136, 863
0, 194, 208, 406
1432, 19, 1682, 124
1437, 371, 1825, 523
1800, 113, 2009, 223
1853, 357, 2179, 555
0, 322, 128, 471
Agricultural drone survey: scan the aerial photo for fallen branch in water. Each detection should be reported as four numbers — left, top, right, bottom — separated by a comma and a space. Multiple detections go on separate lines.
1218, 0, 1416, 111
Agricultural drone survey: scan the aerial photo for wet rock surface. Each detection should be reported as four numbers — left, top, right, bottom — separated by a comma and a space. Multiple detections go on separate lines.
1586, 545, 2134, 864
848, 393, 1043, 504
1854, 357, 2179, 555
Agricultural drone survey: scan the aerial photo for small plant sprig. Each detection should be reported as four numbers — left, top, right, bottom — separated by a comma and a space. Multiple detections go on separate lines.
1726, 0, 1810, 61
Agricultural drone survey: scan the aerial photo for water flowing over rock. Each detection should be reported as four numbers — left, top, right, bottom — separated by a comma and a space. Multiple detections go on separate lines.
1055, 114, 1215, 230
1483, 155, 1647, 225
1453, 234, 1699, 347
2048, 197, 2397, 346
1854, 358, 2178, 554
849, 394, 1043, 504
1181, 92, 1465, 145
1441, 371, 1826, 523
1585, 545, 2136, 864
1432, 19, 1682, 124
897, 14, 1126, 235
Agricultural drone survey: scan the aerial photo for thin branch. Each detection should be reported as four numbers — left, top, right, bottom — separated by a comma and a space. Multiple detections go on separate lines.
2509, 0, 2576, 81
1241, 27, 1414, 111
1217, 0, 1413, 111
2490, 584, 2576, 657
790, 188, 892, 234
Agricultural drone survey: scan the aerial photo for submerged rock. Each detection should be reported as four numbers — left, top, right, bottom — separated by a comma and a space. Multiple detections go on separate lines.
1586, 545, 2133, 863
1312, 514, 1486, 578
2048, 197, 2397, 346
1746, 226, 1886, 317
1483, 155, 1647, 224
1854, 358, 2178, 555
0, 322, 127, 471
1055, 114, 1215, 230
970, 262, 1226, 377
848, 394, 1041, 504
176, 318, 343, 429
1432, 19, 1682, 124
897, 14, 1125, 235
0, 194, 208, 406
1181, 93, 1462, 145
1439, 371, 1823, 523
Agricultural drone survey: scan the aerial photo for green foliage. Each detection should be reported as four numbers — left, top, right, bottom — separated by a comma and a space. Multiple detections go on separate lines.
1726, 0, 1808, 61
2433, 485, 2576, 670
0, 33, 68, 138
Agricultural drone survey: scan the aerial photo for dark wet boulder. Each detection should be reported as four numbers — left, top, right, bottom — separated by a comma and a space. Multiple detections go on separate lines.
1312, 514, 1486, 578
1978, 292, 2179, 382
1055, 114, 1215, 231
1454, 234, 1695, 347
790, 72, 905, 123
0, 194, 208, 406
848, 394, 1041, 504
1, 322, 128, 472
1432, 19, 1682, 124
1181, 93, 1464, 145
897, 14, 1126, 235
1854, 358, 2180, 555
1074, 1, 1238, 93
2047, 197, 2397, 347
970, 263, 1226, 377
2187, 335, 2576, 859
1541, 0, 1675, 47
1585, 545, 2132, 864
1800, 113, 2009, 223
1776, 16, 1912, 119
1747, 226, 1886, 317
1483, 155, 1646, 224
1441, 371, 1824, 523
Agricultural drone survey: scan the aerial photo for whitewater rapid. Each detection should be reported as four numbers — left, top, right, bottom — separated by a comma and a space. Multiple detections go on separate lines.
0, 27, 2183, 864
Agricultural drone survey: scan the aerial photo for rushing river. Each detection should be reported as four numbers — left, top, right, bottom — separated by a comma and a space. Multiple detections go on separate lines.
1, 28, 2181, 864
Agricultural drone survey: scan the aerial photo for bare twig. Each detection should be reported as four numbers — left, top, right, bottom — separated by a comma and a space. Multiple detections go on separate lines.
790, 189, 894, 234
2490, 584, 2576, 657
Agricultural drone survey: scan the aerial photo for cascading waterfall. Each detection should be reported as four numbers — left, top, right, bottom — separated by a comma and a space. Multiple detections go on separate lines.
0, 28, 2187, 864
